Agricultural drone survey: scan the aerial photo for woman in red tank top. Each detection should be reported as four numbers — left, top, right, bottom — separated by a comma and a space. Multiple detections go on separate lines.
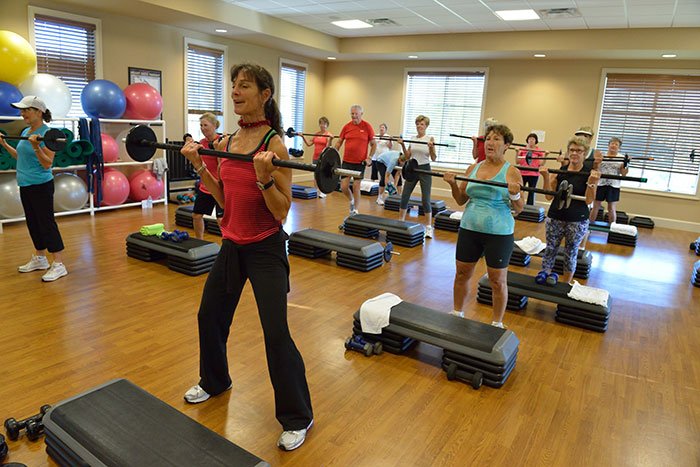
301, 116, 332, 198
180, 63, 314, 451
191, 112, 223, 239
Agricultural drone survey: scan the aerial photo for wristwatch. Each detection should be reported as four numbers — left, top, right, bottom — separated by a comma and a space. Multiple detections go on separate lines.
256, 177, 275, 191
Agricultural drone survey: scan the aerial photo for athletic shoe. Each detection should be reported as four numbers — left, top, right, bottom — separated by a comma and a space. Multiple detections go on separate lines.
278, 420, 314, 451
41, 262, 68, 282
318, 192, 326, 199
535, 270, 548, 285
376, 198, 385, 206
449, 310, 464, 318
349, 209, 359, 216
184, 384, 211, 404
491, 321, 508, 329
425, 225, 434, 239
18, 255, 50, 273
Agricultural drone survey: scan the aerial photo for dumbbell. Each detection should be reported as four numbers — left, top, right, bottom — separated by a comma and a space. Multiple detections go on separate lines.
160, 230, 190, 243
0, 433, 7, 462
344, 335, 383, 357
4, 405, 51, 441
445, 362, 483, 390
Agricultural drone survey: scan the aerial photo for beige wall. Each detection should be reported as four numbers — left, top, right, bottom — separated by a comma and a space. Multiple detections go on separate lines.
324, 59, 700, 227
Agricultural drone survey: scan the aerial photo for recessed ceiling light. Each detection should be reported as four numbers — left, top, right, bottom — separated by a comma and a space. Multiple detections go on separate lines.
331, 19, 373, 29
408, 55, 418, 59
534, 54, 546, 58
327, 57, 336, 60
495, 9, 539, 21
662, 54, 677, 58
215, 29, 227, 33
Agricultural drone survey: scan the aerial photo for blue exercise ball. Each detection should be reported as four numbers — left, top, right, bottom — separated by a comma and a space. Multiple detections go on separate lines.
81, 79, 126, 118
0, 80, 22, 118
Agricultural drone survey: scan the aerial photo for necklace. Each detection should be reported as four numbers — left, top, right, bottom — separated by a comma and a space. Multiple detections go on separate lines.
238, 118, 270, 129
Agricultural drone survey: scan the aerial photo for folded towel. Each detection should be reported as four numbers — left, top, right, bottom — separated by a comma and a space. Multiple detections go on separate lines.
567, 281, 609, 307
140, 223, 165, 236
360, 293, 402, 334
449, 211, 463, 220
514, 236, 546, 255
359, 179, 376, 191
609, 222, 637, 236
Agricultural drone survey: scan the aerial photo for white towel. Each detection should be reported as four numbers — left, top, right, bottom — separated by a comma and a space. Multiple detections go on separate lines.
449, 211, 463, 220
567, 281, 609, 307
514, 236, 546, 255
152, 158, 168, 181
360, 180, 377, 191
609, 222, 637, 236
359, 293, 402, 334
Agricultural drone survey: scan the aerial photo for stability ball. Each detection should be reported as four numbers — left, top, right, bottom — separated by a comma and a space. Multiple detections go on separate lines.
99, 169, 129, 206
102, 134, 119, 163
128, 170, 163, 202
123, 83, 162, 120
0, 173, 23, 218
0, 81, 23, 117
53, 173, 88, 212
81, 80, 126, 119
19, 73, 72, 118
0, 31, 36, 85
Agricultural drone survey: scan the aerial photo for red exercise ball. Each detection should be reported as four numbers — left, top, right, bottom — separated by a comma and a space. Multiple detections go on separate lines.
128, 170, 163, 202
99, 169, 129, 206
122, 83, 163, 120
102, 134, 119, 163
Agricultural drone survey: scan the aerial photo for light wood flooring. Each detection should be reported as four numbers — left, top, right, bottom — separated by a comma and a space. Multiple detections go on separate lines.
1, 188, 698, 466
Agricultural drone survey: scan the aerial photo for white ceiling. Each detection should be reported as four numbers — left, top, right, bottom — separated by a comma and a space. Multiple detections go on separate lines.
221, 0, 700, 37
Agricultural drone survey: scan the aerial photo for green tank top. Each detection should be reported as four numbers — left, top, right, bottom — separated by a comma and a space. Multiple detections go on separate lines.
460, 161, 514, 235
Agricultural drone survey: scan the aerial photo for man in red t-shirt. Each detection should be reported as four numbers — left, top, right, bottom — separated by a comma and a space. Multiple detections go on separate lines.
334, 104, 376, 215
471, 117, 498, 163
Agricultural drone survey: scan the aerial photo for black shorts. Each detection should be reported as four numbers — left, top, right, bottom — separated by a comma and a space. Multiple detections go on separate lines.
341, 161, 366, 179
193, 189, 224, 217
595, 185, 620, 202
456, 228, 513, 269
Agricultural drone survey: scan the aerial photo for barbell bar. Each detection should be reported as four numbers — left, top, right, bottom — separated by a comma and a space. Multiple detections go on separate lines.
123, 125, 360, 194
509, 147, 563, 156
0, 128, 68, 152
285, 127, 335, 140
378, 135, 453, 148
449, 133, 484, 141
401, 158, 585, 210
512, 165, 648, 183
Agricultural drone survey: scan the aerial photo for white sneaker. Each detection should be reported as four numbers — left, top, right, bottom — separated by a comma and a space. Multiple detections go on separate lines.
41, 262, 68, 282
425, 225, 434, 239
376, 198, 384, 206
318, 192, 327, 199
278, 420, 313, 451
18, 255, 50, 273
184, 384, 211, 404
349, 209, 359, 216
449, 310, 464, 318
491, 321, 507, 329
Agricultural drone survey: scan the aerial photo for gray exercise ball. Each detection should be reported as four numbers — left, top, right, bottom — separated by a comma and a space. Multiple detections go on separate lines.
0, 173, 24, 218
54, 172, 89, 212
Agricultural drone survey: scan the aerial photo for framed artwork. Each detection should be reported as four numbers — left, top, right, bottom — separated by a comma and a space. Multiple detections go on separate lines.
128, 67, 162, 94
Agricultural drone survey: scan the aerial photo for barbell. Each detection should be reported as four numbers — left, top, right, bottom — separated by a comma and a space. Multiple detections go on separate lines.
123, 125, 360, 194
401, 158, 585, 210
513, 165, 648, 182
0, 128, 68, 152
378, 135, 453, 148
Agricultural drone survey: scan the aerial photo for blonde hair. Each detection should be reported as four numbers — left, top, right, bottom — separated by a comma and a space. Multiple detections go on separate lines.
567, 136, 590, 152
415, 115, 430, 126
200, 112, 220, 129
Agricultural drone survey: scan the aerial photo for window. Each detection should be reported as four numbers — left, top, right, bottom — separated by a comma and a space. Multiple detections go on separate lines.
596, 72, 700, 195
32, 10, 99, 118
186, 42, 225, 139
279, 62, 306, 150
402, 70, 487, 166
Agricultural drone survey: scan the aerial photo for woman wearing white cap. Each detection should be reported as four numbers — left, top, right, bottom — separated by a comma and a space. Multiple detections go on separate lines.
0, 95, 68, 281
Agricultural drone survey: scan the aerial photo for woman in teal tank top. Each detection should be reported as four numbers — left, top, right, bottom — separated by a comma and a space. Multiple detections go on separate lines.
443, 124, 524, 329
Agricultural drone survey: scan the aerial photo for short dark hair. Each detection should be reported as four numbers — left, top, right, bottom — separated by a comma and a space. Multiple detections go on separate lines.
486, 124, 514, 145
319, 116, 329, 126
526, 132, 538, 144
183, 133, 193, 140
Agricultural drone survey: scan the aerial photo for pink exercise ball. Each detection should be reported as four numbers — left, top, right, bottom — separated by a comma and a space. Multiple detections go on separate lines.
101, 134, 119, 163
99, 169, 129, 206
122, 83, 162, 120
128, 170, 163, 201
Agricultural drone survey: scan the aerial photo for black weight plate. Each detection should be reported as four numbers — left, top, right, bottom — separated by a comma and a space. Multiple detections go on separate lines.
126, 125, 157, 162
315, 147, 341, 194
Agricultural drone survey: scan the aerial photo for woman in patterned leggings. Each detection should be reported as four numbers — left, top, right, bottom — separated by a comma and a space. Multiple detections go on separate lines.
537, 136, 600, 286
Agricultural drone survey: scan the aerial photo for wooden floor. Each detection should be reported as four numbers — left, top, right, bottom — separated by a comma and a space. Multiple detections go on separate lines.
1, 187, 699, 466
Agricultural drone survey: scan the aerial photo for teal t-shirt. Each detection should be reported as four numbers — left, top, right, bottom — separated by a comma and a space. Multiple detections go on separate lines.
460, 161, 514, 235
16, 125, 53, 187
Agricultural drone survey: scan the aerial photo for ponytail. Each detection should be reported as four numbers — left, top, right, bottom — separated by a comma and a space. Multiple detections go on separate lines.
43, 109, 52, 123
265, 97, 283, 137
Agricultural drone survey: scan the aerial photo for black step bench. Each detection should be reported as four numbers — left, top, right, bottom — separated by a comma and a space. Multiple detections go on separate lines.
589, 221, 637, 247
43, 379, 268, 467
175, 205, 221, 236
510, 244, 592, 279
515, 205, 545, 223
629, 216, 654, 229
352, 300, 519, 388
291, 184, 318, 199
126, 232, 220, 275
477, 271, 611, 332
383, 195, 447, 216
342, 214, 425, 247
289, 228, 391, 272
692, 260, 700, 288
434, 209, 460, 232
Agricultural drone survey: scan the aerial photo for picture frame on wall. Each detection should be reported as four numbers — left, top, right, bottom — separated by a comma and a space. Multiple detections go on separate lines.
128, 67, 162, 94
